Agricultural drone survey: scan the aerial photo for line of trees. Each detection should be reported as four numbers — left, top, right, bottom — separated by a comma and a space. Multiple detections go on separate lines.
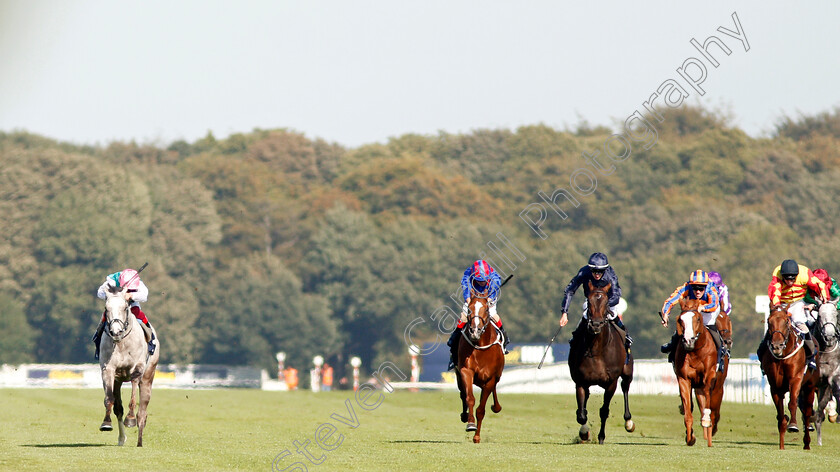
1, 106, 838, 377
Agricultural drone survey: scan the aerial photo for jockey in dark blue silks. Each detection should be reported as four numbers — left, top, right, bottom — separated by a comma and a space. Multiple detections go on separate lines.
559, 252, 632, 353
447, 260, 510, 371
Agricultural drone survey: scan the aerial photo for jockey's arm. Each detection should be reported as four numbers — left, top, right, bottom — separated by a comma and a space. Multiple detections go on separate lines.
96, 280, 112, 300
130, 281, 149, 304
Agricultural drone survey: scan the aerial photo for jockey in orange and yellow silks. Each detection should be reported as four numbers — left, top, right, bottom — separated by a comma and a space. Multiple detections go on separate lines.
92, 269, 156, 359
660, 270, 727, 362
760, 259, 828, 370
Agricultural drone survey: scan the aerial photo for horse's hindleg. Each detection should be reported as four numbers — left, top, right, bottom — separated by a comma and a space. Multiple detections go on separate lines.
490, 386, 502, 413
816, 383, 831, 446
598, 381, 618, 445
800, 384, 816, 450
677, 377, 695, 446
124, 379, 138, 428
114, 382, 127, 446
620, 368, 634, 432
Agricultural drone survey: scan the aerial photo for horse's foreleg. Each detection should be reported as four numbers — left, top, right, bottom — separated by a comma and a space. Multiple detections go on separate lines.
698, 377, 714, 447
598, 381, 618, 445
787, 377, 803, 433
456, 369, 468, 423
576, 385, 590, 441
770, 390, 787, 449
677, 377, 695, 446
100, 369, 115, 432
816, 383, 831, 446
620, 369, 634, 432
460, 370, 477, 432
473, 381, 496, 444
136, 379, 153, 447
124, 379, 138, 428
114, 382, 127, 446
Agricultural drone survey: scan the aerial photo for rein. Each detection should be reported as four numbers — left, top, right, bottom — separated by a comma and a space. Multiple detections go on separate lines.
462, 315, 503, 351
768, 319, 804, 360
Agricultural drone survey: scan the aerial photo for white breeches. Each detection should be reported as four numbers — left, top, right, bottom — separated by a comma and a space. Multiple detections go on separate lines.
787, 300, 809, 328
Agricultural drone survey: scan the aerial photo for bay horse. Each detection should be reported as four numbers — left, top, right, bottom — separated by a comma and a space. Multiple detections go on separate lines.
814, 302, 840, 445
99, 285, 160, 446
672, 298, 728, 447
760, 304, 818, 450
455, 292, 504, 444
568, 280, 634, 444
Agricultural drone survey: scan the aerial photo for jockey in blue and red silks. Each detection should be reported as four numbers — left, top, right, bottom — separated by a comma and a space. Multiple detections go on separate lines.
92, 269, 156, 359
447, 260, 510, 371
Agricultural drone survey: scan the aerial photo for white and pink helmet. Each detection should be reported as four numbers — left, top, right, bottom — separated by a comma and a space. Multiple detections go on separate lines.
118, 269, 141, 290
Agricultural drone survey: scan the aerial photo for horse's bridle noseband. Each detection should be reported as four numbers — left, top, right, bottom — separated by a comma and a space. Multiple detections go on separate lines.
107, 304, 133, 342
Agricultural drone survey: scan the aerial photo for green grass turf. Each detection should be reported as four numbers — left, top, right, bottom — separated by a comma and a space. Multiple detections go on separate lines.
1, 387, 840, 471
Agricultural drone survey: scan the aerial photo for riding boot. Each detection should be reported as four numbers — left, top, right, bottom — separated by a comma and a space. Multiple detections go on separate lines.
139, 321, 156, 355
662, 332, 679, 363
706, 325, 726, 371
447, 329, 461, 371
92, 320, 106, 360
803, 334, 817, 371
498, 324, 510, 354
611, 317, 633, 347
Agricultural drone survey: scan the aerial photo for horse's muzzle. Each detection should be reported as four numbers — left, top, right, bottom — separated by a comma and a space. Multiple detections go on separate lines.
588, 319, 606, 335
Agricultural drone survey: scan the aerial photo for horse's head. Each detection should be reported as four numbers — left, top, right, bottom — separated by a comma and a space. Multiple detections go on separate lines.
767, 304, 792, 357
466, 295, 491, 343
104, 285, 131, 339
676, 298, 704, 351
818, 303, 839, 349
586, 280, 611, 335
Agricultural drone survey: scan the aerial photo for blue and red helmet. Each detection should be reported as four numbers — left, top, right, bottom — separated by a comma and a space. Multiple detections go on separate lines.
471, 260, 493, 283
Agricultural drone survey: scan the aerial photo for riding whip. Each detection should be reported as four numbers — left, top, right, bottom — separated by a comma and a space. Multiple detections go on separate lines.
122, 262, 149, 288
538, 324, 562, 369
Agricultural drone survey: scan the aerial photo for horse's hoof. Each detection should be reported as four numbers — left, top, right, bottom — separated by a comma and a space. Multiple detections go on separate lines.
99, 422, 112, 432
473, 436, 481, 444
491, 404, 501, 413
466, 422, 477, 432
787, 424, 799, 433
625, 419, 635, 433
829, 414, 837, 423
124, 417, 137, 428
579, 424, 590, 441
687, 436, 696, 446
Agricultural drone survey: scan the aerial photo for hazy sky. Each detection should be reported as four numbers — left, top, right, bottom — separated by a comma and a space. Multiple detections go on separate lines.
1, 1, 838, 148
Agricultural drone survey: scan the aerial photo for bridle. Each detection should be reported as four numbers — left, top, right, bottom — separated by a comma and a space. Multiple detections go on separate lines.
463, 297, 502, 351
106, 299, 134, 343
767, 314, 803, 360
677, 310, 701, 349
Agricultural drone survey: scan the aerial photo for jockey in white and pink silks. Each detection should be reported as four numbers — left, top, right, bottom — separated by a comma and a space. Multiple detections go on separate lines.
92, 269, 156, 359
447, 260, 510, 370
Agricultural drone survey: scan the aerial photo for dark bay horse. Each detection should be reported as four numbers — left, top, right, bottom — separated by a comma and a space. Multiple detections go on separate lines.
568, 280, 634, 444
760, 304, 818, 450
672, 298, 728, 447
99, 285, 160, 446
814, 302, 840, 446
456, 293, 505, 444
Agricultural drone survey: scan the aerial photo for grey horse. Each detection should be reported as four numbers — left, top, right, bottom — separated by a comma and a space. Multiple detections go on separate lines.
98, 285, 160, 446
814, 302, 840, 446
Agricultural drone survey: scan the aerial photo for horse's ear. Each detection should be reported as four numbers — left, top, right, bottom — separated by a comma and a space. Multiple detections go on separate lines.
603, 282, 611, 292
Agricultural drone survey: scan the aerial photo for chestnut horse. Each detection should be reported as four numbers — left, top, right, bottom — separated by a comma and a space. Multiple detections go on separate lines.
672, 298, 728, 447
568, 280, 634, 444
455, 293, 505, 444
760, 304, 819, 450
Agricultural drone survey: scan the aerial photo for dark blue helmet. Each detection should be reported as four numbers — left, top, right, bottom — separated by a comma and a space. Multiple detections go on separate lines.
780, 259, 798, 277
587, 252, 609, 270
